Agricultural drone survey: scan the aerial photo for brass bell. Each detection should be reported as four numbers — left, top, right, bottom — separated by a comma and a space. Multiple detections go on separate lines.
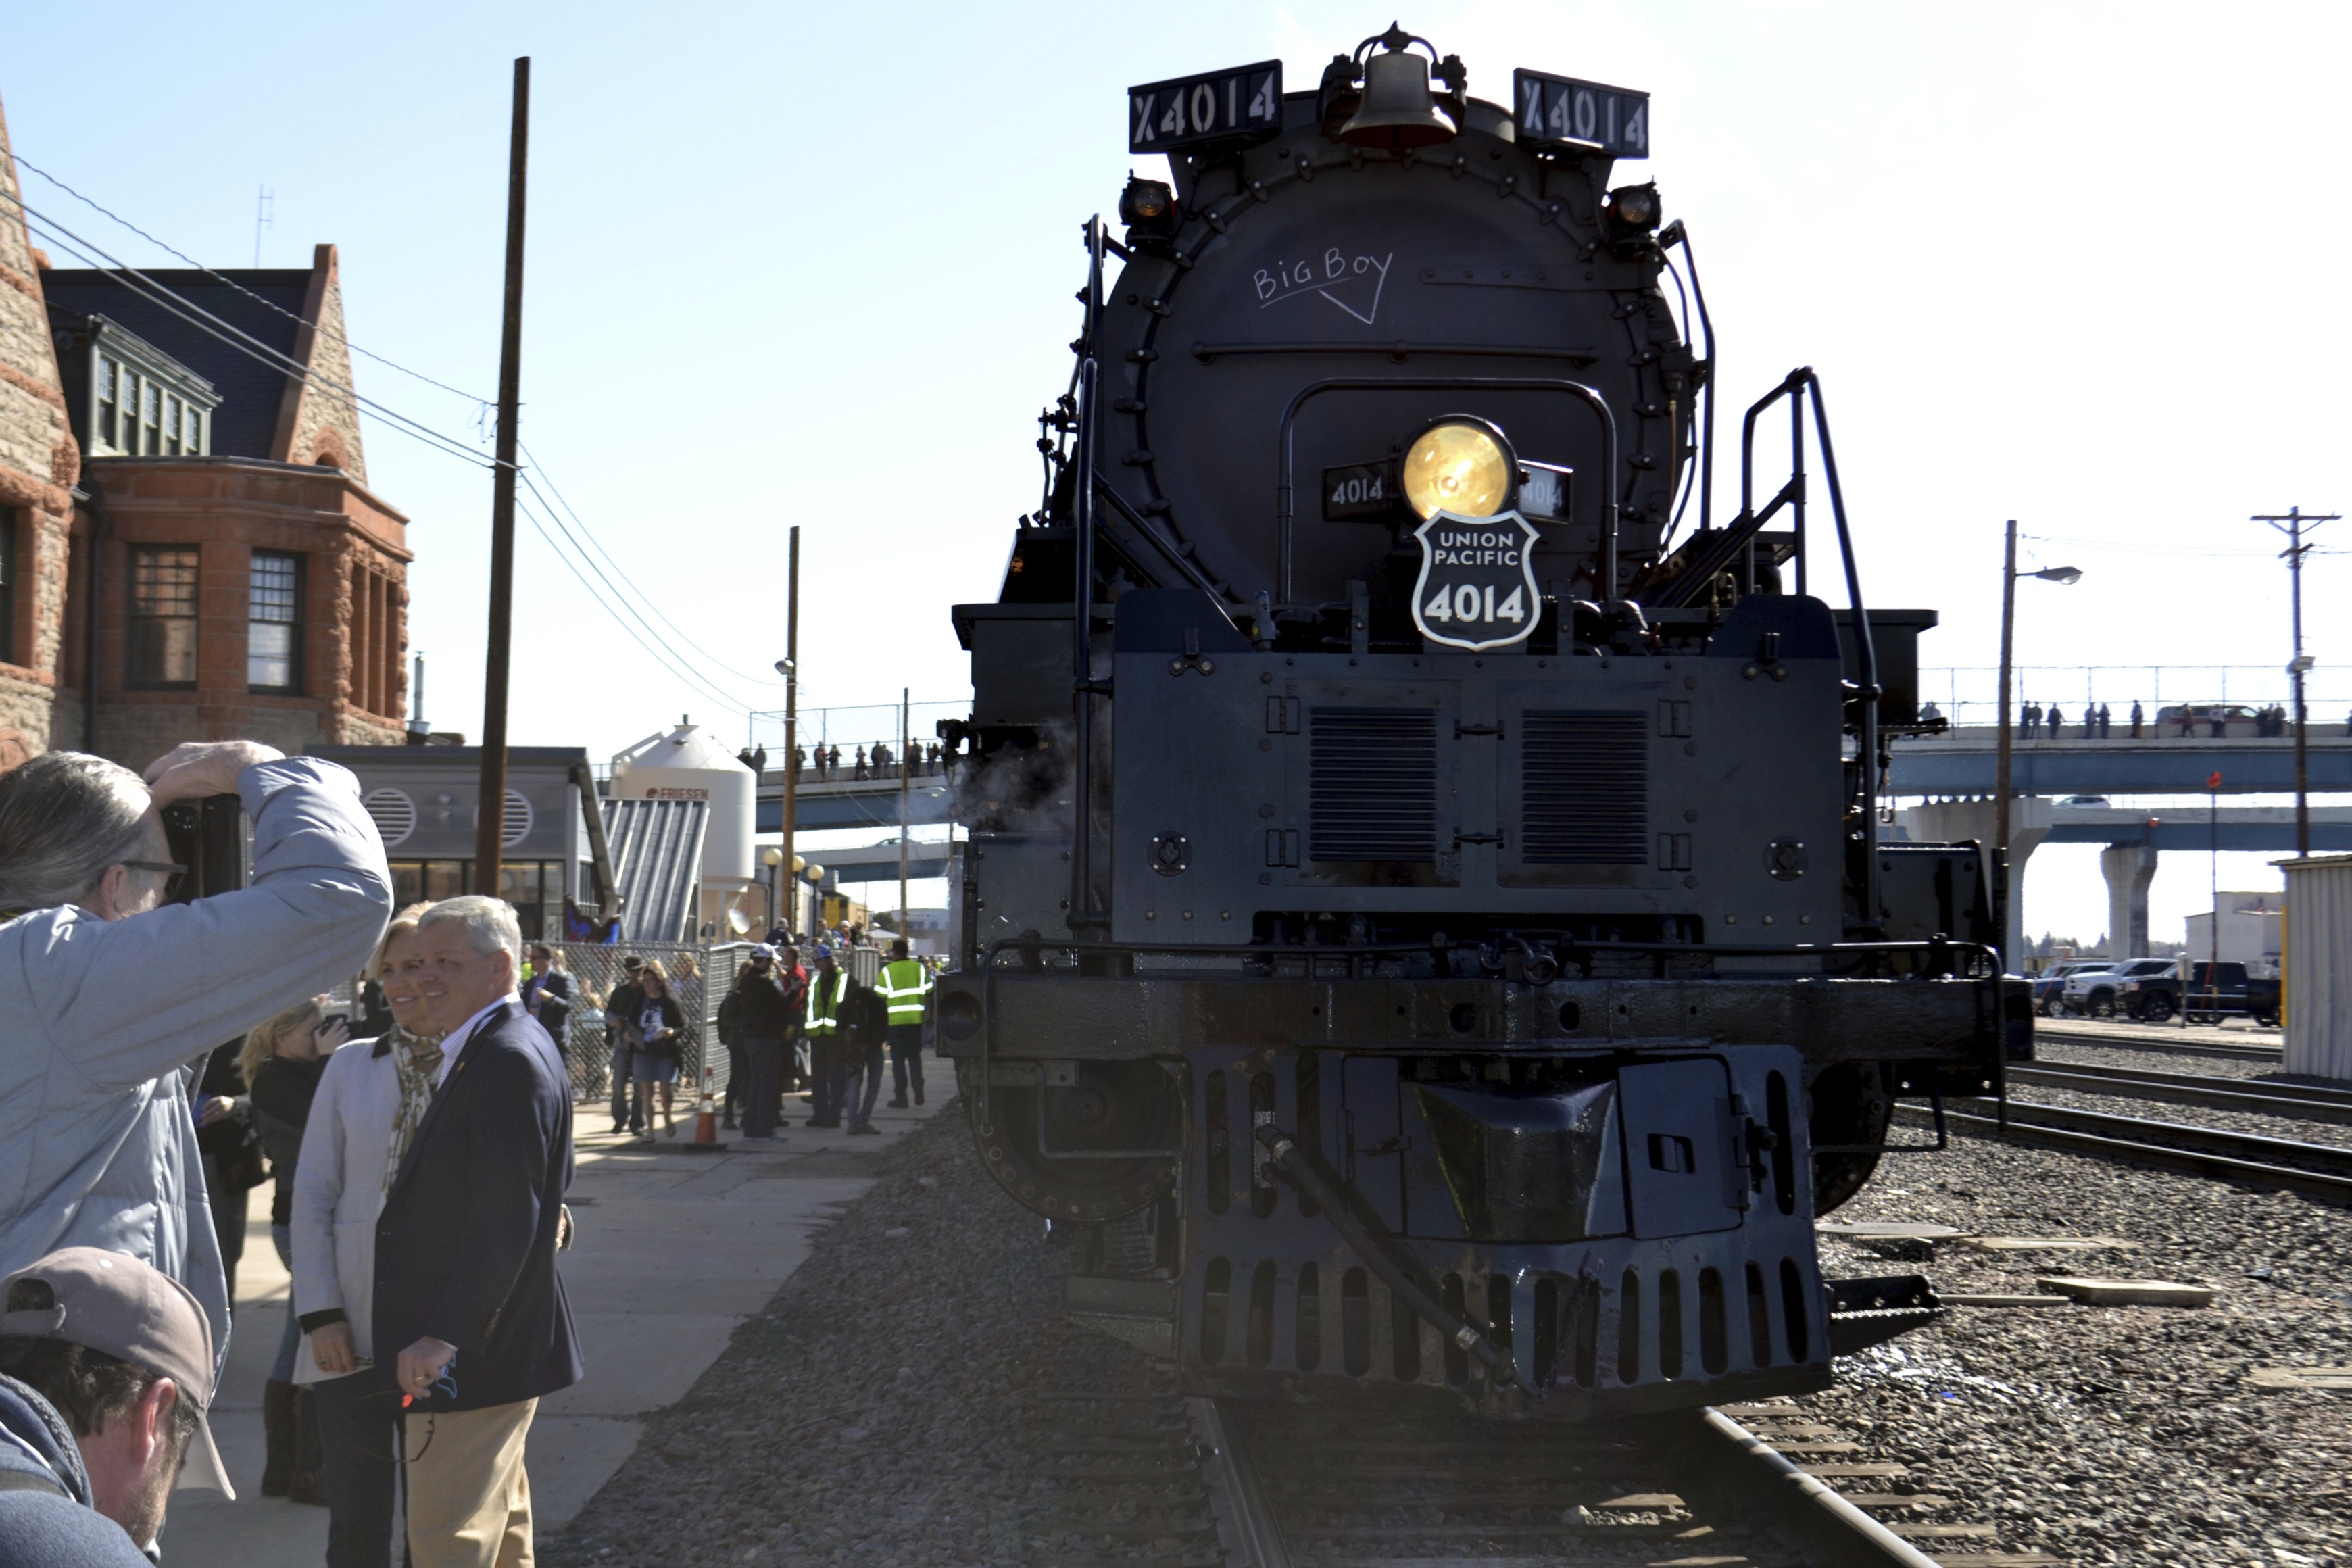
1338, 45, 1457, 149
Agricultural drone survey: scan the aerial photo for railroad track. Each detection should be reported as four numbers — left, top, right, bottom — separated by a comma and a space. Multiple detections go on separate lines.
1905, 1098, 2352, 1205
2031, 1024, 2281, 1064
2008, 1061, 2352, 1126
1014, 1345, 2064, 1567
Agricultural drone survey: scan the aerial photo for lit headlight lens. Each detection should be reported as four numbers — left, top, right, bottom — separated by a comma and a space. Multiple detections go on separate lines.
1404, 420, 1514, 520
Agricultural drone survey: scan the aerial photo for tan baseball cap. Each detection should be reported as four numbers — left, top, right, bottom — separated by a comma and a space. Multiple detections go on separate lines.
0, 1248, 232, 1498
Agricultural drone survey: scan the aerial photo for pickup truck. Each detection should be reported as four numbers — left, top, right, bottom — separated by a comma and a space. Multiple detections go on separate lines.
2065, 958, 2179, 1020
2179, 962, 2282, 1027
2087, 960, 2280, 1025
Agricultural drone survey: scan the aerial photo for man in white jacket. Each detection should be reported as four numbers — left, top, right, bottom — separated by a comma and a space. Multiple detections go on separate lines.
0, 741, 393, 1373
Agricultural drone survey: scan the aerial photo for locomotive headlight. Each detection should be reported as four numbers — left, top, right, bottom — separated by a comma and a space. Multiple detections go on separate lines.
1403, 417, 1516, 519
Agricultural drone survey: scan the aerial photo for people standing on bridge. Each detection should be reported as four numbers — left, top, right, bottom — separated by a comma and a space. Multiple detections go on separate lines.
2096, 702, 2111, 739
803, 947, 850, 1128
2210, 706, 2226, 739
2130, 700, 2144, 738
2020, 702, 2040, 738
878, 938, 931, 1108
873, 741, 893, 774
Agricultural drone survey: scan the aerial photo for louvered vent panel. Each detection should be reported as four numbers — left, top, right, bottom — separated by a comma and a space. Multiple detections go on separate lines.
1309, 707, 1437, 862
1521, 710, 1648, 864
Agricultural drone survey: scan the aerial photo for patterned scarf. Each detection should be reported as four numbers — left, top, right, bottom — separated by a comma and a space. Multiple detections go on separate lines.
383, 1025, 449, 1196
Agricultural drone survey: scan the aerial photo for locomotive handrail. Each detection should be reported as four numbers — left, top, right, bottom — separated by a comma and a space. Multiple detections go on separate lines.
1092, 472, 1227, 599
1192, 341, 1598, 364
1069, 216, 1108, 938
1271, 376, 1622, 604
1722, 368, 1883, 939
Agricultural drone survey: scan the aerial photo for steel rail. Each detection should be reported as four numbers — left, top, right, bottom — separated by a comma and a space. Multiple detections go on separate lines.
1950, 1096, 2352, 1174
1188, 1400, 1292, 1568
1196, 1396, 1953, 1567
2037, 1025, 2281, 1063
1909, 1104, 2352, 1205
1699, 1407, 1944, 1568
2009, 1064, 2352, 1127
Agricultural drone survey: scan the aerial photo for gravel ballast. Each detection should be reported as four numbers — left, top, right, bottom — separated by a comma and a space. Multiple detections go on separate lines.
1803, 1127, 2352, 1567
545, 1084, 2352, 1568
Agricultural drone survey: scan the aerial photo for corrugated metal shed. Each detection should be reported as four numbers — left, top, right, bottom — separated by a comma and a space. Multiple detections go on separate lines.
2282, 854, 2352, 1081
606, 798, 708, 944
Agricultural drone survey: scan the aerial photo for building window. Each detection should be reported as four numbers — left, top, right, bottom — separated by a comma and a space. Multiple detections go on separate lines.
142, 383, 161, 456
95, 360, 118, 450
185, 403, 203, 452
164, 395, 182, 456
247, 551, 302, 693
128, 546, 199, 688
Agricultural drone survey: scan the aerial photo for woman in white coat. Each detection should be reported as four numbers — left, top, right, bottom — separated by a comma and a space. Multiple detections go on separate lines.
291, 904, 441, 1568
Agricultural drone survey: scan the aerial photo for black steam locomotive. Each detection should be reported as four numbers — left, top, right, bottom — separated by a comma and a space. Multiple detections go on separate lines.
935, 28, 2027, 1419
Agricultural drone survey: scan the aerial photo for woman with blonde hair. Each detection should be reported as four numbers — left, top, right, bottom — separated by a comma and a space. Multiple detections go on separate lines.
246, 994, 349, 1503
626, 958, 686, 1140
290, 904, 442, 1567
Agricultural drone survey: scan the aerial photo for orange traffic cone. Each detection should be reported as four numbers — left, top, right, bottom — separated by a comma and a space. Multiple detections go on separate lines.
683, 1071, 727, 1152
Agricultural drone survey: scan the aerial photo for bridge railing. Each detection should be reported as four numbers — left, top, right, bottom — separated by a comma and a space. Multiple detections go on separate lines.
1913, 665, 2350, 735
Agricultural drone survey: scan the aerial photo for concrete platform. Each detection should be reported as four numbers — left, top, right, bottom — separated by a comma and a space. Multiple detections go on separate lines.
163, 1056, 950, 1564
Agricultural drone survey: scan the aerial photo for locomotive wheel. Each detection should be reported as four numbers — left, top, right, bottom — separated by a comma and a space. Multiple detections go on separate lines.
1807, 1062, 1893, 1217
958, 1058, 1180, 1223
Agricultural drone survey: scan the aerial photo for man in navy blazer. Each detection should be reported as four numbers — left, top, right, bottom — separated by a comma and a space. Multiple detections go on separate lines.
376, 896, 580, 1568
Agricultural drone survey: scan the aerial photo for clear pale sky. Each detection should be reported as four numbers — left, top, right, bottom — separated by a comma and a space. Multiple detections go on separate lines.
7, 1, 2343, 943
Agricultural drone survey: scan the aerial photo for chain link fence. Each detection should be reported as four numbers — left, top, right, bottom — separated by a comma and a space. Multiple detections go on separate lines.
554, 940, 752, 1107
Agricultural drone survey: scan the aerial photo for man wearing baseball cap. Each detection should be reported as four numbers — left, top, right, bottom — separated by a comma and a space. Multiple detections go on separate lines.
0, 1247, 230, 1563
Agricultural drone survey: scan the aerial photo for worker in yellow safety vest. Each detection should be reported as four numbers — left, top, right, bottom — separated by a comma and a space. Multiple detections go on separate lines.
802, 946, 855, 1128
877, 937, 933, 1107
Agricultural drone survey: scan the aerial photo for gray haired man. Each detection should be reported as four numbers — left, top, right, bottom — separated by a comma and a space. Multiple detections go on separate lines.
0, 741, 393, 1366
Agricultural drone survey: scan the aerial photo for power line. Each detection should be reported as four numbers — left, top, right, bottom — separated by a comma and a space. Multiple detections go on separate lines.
12, 152, 495, 410
518, 443, 792, 689
16, 199, 495, 470
5, 168, 785, 714
513, 491, 756, 716
516, 474, 764, 712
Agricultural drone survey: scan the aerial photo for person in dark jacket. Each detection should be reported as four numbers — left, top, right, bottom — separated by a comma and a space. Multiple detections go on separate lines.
189, 1040, 261, 1300
603, 957, 646, 1134
624, 963, 687, 1142
244, 997, 344, 1504
376, 898, 579, 1566
521, 944, 573, 1061
732, 946, 793, 1142
0, 1247, 236, 1563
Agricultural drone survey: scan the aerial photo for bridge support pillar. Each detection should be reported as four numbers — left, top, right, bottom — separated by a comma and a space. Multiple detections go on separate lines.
2099, 842, 2160, 960
1896, 795, 2053, 968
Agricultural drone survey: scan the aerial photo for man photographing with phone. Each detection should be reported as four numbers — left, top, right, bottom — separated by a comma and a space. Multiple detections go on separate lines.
0, 741, 393, 1369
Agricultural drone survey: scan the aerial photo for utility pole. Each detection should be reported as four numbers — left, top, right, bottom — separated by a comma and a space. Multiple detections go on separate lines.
898, 687, 910, 939
778, 526, 801, 936
1994, 518, 2018, 952
474, 57, 531, 898
2253, 507, 2336, 857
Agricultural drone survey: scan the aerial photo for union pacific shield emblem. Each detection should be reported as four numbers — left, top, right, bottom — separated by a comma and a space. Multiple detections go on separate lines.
1409, 510, 1542, 652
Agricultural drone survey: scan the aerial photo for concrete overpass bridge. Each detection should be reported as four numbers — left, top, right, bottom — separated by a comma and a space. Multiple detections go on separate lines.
1898, 798, 2352, 962
1886, 728, 2352, 796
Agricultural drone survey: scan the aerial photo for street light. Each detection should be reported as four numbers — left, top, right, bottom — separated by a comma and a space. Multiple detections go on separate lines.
1994, 518, 2084, 969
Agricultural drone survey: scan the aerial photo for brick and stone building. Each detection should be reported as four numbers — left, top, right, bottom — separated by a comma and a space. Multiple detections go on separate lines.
0, 91, 412, 772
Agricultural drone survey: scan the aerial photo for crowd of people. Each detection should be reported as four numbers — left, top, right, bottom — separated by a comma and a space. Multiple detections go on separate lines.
0, 739, 579, 1567
2011, 700, 2305, 739
589, 932, 935, 1142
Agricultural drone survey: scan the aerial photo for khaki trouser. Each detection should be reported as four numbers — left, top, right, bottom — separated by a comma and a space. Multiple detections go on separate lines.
406, 1396, 535, 1568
